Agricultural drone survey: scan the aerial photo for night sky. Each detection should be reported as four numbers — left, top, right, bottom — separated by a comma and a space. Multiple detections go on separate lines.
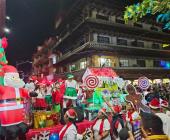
5, 0, 133, 66
6, 0, 58, 65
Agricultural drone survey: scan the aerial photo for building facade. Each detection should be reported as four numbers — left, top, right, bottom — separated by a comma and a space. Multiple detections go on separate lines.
0, 0, 6, 36
33, 0, 170, 80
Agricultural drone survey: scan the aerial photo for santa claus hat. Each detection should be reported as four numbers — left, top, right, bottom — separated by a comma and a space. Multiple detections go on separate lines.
161, 100, 169, 108
2, 65, 18, 74
99, 108, 107, 116
37, 79, 47, 86
149, 98, 160, 109
66, 109, 77, 119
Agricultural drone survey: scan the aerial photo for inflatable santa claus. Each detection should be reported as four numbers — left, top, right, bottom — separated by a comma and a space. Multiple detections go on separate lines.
0, 65, 37, 140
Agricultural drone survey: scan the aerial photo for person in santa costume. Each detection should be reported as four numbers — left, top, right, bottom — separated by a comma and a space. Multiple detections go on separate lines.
0, 65, 37, 140
59, 108, 78, 140
34, 79, 47, 110
91, 108, 111, 140
149, 98, 170, 138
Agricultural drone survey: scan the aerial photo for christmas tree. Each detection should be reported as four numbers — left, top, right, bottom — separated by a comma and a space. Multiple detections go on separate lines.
0, 37, 8, 85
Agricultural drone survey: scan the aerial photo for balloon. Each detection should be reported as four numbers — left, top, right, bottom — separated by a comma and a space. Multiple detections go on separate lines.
49, 133, 59, 140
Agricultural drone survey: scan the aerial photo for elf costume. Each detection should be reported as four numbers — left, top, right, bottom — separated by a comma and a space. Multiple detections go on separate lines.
63, 74, 77, 108
64, 74, 77, 97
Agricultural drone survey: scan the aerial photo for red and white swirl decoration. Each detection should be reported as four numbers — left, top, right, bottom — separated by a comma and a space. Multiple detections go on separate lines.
138, 77, 150, 90
84, 75, 99, 89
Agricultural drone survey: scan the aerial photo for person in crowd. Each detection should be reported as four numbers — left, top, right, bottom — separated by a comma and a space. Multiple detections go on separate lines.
149, 98, 170, 138
102, 95, 125, 139
91, 108, 111, 140
34, 82, 47, 110
59, 108, 78, 140
118, 128, 134, 140
141, 111, 169, 140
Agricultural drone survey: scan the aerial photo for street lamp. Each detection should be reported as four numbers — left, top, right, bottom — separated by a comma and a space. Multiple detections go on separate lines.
6, 16, 10, 20
4, 27, 10, 33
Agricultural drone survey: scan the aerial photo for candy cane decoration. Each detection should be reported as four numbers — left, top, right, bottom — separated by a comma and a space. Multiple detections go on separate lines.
138, 77, 150, 90
84, 75, 99, 89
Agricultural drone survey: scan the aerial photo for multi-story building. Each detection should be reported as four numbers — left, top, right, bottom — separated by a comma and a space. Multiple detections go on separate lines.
32, 37, 57, 76
33, 0, 170, 80
0, 0, 6, 36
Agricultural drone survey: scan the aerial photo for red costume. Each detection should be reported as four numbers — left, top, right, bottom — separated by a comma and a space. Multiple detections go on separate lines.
0, 85, 29, 126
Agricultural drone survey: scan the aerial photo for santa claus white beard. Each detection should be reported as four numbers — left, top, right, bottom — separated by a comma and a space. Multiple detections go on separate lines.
5, 79, 25, 88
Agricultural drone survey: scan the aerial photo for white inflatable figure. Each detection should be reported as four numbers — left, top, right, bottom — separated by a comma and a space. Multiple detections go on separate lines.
0, 65, 37, 140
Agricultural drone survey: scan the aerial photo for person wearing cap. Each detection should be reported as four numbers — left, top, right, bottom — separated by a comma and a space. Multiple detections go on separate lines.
91, 108, 111, 140
59, 108, 78, 140
63, 74, 78, 108
149, 98, 170, 138
65, 74, 77, 97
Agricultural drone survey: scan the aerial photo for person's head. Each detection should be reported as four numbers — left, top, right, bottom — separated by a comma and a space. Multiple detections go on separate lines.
126, 102, 134, 113
97, 108, 107, 119
118, 128, 129, 140
141, 112, 164, 135
67, 74, 74, 81
64, 108, 77, 123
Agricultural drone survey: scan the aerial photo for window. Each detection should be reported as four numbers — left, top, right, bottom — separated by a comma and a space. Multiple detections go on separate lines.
137, 60, 146, 67
152, 43, 160, 49
137, 41, 144, 48
96, 14, 109, 20
99, 58, 111, 67
97, 35, 110, 43
119, 59, 129, 67
117, 38, 127, 46
80, 61, 87, 69
153, 60, 160, 67
116, 18, 125, 24
69, 64, 76, 71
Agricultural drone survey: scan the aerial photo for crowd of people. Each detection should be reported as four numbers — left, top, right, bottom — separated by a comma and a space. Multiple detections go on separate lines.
21, 74, 170, 140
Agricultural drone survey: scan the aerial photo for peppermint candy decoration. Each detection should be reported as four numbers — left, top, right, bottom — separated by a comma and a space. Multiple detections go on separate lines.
138, 77, 150, 90
84, 75, 99, 89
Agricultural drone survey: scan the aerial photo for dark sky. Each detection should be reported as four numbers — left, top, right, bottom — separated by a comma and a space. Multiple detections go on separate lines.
6, 0, 58, 65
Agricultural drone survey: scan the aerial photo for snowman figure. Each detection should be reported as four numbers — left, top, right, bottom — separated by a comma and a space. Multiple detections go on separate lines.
0, 65, 37, 140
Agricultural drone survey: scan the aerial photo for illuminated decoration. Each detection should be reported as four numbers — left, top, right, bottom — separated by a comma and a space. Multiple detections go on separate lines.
163, 79, 170, 84
160, 60, 170, 69
162, 44, 170, 48
153, 79, 162, 84
138, 77, 150, 90
124, 0, 170, 30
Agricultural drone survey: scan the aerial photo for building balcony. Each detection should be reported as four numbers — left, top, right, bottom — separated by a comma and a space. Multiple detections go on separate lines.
86, 17, 170, 42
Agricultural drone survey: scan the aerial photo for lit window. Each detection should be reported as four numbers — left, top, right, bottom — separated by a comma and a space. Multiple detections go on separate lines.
99, 58, 111, 67
80, 61, 87, 69
120, 59, 129, 67
97, 35, 110, 43
70, 64, 76, 71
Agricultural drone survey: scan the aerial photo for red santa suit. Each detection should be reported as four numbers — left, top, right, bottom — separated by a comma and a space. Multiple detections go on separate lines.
0, 65, 33, 140
0, 85, 29, 126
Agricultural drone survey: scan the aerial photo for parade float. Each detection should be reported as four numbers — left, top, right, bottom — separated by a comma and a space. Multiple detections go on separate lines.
80, 67, 128, 120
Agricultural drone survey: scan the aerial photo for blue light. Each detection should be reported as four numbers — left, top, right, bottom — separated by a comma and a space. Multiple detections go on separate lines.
165, 62, 170, 69
160, 60, 166, 66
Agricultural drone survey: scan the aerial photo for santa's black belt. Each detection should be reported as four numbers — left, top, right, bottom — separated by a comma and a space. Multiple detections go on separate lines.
0, 98, 23, 104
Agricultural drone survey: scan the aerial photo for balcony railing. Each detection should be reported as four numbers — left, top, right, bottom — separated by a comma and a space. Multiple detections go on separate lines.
90, 41, 170, 52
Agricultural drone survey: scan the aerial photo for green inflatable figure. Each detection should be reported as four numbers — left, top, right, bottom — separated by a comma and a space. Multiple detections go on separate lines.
0, 37, 8, 85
